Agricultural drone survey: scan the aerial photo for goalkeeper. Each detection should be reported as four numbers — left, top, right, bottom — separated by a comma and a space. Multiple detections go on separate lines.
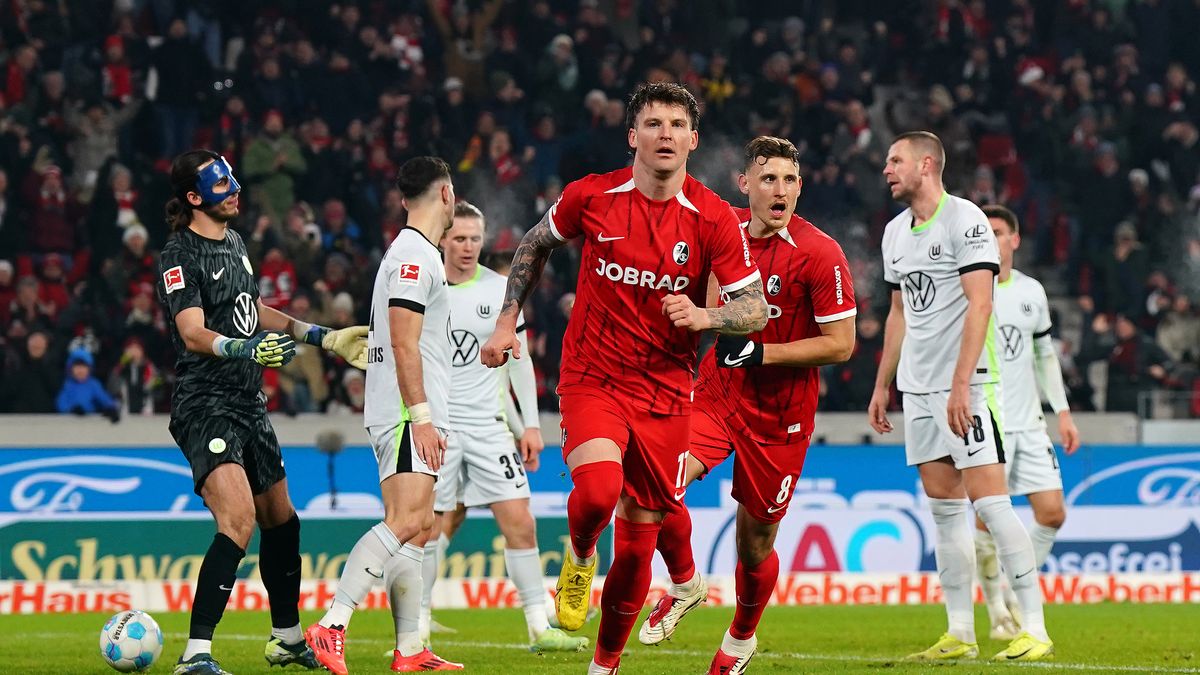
156, 150, 367, 675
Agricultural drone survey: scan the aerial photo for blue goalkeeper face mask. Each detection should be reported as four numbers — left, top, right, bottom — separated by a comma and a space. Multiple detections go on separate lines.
194, 156, 241, 205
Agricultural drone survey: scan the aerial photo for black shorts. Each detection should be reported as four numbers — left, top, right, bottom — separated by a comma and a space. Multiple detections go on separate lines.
169, 410, 286, 496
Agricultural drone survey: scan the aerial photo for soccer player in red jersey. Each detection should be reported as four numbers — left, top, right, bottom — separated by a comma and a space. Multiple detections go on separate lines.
637, 137, 858, 674
481, 83, 768, 674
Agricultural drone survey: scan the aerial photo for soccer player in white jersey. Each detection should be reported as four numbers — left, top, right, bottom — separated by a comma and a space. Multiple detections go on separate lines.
868, 131, 1054, 662
974, 204, 1080, 640
305, 157, 463, 674
416, 201, 588, 654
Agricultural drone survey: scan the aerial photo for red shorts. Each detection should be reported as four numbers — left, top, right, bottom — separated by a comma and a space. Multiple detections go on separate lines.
688, 406, 811, 523
559, 385, 689, 513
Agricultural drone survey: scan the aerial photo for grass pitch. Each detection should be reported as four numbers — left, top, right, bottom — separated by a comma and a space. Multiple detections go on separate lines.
4, 603, 1197, 674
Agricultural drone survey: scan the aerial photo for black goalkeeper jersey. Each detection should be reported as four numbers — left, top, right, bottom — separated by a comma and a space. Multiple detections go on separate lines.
157, 226, 264, 415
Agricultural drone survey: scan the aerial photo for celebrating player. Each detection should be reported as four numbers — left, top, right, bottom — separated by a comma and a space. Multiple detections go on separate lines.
305, 157, 462, 674
868, 132, 1054, 661
417, 201, 587, 653
974, 204, 1080, 639
481, 82, 767, 675
637, 136, 857, 674
157, 150, 368, 675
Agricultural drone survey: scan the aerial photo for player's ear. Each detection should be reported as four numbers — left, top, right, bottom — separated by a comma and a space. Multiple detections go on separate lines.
1011, 230, 1021, 250
627, 127, 636, 150
737, 173, 749, 195
186, 191, 203, 207
688, 129, 698, 150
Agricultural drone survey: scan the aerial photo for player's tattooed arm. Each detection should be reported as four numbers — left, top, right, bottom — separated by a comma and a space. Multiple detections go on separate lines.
498, 212, 568, 324
707, 279, 768, 335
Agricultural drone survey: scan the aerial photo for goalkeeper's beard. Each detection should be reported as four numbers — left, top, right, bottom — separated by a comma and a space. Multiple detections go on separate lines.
201, 200, 239, 223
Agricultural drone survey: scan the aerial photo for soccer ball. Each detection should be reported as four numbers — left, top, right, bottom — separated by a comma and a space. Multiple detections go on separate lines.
99, 610, 163, 672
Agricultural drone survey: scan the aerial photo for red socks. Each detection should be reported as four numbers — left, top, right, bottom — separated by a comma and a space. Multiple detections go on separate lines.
567, 461, 623, 559
730, 550, 779, 640
595, 518, 660, 667
656, 502, 697, 584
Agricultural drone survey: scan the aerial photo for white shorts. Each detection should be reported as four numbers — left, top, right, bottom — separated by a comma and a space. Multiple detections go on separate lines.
1004, 428, 1063, 496
434, 422, 530, 512
903, 383, 1005, 469
367, 421, 443, 483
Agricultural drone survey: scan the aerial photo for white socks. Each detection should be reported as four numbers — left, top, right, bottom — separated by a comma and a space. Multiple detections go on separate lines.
670, 570, 702, 598
321, 522, 403, 629
1029, 522, 1059, 568
384, 542, 426, 656
182, 639, 212, 660
419, 538, 441, 639
270, 623, 303, 645
929, 498, 976, 643
974, 495, 1049, 642
974, 527, 1010, 622
505, 547, 550, 641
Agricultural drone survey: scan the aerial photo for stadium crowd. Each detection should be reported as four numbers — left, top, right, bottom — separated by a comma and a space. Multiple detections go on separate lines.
0, 0, 1198, 418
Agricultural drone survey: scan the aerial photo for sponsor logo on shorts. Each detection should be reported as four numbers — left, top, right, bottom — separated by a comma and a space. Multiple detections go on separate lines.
767, 504, 787, 514
208, 438, 227, 454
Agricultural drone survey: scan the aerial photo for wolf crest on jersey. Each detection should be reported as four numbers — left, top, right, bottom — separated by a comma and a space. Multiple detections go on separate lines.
995, 269, 1055, 432
881, 193, 1001, 394
157, 228, 263, 413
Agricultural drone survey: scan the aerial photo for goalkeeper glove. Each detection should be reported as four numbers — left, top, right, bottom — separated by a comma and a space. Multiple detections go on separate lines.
715, 334, 763, 368
215, 331, 296, 368
302, 324, 369, 370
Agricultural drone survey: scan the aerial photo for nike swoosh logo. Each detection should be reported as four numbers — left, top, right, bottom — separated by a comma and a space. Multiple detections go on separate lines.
1015, 568, 1035, 579
219, 584, 234, 591
597, 234, 624, 242
723, 341, 755, 367
967, 447, 983, 456
514, 481, 527, 489
212, 268, 225, 280
1006, 647, 1033, 660
891, 256, 903, 264
365, 567, 383, 579
674, 490, 686, 500
287, 567, 301, 577
766, 504, 786, 514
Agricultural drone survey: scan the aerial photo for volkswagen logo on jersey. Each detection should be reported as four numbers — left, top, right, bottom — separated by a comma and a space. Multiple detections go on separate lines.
672, 241, 690, 265
1000, 324, 1023, 360
451, 329, 480, 367
476, 303, 492, 319
929, 243, 942, 260
232, 292, 258, 336
1021, 302, 1034, 316
767, 274, 782, 296
903, 271, 936, 312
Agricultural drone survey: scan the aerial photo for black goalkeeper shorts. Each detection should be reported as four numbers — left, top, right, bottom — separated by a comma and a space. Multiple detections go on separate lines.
169, 410, 286, 496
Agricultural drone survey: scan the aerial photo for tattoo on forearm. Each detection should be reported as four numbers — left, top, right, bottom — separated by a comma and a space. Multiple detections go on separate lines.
708, 280, 768, 335
500, 214, 566, 320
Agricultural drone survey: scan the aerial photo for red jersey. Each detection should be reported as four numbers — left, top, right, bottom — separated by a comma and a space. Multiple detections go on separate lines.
550, 167, 760, 415
696, 209, 856, 443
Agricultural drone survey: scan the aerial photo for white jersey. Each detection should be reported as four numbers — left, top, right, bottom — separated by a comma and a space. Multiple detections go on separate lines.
995, 269, 1053, 432
882, 193, 1001, 394
447, 265, 514, 429
364, 227, 451, 430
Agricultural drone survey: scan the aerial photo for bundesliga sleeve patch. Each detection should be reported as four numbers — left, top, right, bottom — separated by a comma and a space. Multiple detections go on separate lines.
163, 266, 185, 294
397, 263, 421, 285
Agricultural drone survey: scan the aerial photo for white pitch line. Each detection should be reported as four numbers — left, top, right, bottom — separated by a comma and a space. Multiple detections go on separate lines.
25, 631, 1199, 674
